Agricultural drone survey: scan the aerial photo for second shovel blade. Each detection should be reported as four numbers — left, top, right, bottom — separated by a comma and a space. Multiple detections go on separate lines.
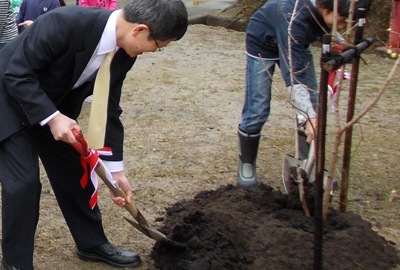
282, 155, 306, 195
282, 155, 337, 196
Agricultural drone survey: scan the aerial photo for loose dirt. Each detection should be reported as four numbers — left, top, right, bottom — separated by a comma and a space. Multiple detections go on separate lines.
151, 184, 399, 270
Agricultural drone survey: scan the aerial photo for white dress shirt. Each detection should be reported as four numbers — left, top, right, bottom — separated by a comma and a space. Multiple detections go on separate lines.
40, 10, 124, 172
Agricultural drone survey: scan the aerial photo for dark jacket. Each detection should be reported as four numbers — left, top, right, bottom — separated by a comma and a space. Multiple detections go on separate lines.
0, 6, 136, 161
246, 0, 329, 87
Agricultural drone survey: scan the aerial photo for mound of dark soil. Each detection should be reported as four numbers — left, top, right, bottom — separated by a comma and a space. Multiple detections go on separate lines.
151, 184, 399, 270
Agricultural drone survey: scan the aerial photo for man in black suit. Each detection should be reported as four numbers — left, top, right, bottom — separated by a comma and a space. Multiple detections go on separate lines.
0, 0, 188, 269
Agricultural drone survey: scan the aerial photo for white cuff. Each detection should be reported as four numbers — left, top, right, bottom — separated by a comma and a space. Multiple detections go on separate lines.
100, 160, 124, 173
39, 111, 60, 126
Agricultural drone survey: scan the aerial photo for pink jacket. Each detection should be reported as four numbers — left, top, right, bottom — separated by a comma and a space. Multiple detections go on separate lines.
79, 0, 117, 10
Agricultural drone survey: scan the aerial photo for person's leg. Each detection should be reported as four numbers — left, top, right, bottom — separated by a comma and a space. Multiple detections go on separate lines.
31, 125, 108, 249
0, 129, 41, 270
240, 54, 276, 134
237, 54, 276, 189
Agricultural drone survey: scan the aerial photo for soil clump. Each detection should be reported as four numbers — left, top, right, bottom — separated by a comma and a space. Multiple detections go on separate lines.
151, 184, 399, 270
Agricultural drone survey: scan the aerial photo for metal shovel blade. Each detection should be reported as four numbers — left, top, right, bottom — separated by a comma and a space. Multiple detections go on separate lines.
282, 120, 337, 196
123, 216, 186, 248
93, 156, 186, 247
282, 154, 335, 195
282, 125, 314, 195
282, 155, 306, 195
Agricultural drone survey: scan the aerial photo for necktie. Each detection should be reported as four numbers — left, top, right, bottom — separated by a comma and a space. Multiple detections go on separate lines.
82, 51, 115, 209
86, 51, 115, 149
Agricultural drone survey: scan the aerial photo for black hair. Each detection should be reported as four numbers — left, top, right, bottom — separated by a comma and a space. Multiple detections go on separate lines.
123, 0, 188, 41
317, 0, 372, 19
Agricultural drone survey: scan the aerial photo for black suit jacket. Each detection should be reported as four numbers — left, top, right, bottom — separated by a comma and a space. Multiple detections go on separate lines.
0, 6, 136, 161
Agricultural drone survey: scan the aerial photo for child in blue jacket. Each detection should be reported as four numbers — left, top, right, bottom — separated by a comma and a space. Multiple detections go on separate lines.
236, 0, 372, 189
16, 0, 61, 32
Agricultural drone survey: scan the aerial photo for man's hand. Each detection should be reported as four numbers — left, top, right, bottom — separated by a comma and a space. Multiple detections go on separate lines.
47, 113, 81, 144
18, 20, 34, 28
110, 170, 133, 207
305, 117, 317, 144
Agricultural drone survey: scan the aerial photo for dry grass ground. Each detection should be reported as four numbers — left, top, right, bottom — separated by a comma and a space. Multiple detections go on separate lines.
1, 0, 398, 269
31, 23, 400, 269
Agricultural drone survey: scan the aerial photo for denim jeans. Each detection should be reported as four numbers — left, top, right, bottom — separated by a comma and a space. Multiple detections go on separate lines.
0, 43, 6, 51
239, 48, 318, 134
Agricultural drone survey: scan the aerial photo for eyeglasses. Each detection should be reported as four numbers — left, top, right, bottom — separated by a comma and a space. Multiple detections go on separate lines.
153, 38, 164, 52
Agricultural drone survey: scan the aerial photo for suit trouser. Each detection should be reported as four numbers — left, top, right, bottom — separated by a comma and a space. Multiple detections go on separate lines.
0, 126, 108, 269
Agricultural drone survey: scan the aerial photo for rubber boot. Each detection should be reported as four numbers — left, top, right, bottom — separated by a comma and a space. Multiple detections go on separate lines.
237, 127, 260, 189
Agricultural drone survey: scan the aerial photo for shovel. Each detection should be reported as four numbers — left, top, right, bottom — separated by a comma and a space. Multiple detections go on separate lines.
282, 126, 335, 196
70, 129, 186, 248
282, 126, 313, 195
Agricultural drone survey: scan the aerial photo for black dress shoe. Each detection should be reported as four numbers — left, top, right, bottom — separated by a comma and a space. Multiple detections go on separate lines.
1, 261, 22, 270
77, 242, 141, 268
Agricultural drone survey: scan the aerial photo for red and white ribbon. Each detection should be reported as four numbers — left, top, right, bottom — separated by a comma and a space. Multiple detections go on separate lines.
79, 147, 113, 209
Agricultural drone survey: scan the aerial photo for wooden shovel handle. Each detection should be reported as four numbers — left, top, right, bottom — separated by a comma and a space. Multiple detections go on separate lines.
93, 162, 150, 228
